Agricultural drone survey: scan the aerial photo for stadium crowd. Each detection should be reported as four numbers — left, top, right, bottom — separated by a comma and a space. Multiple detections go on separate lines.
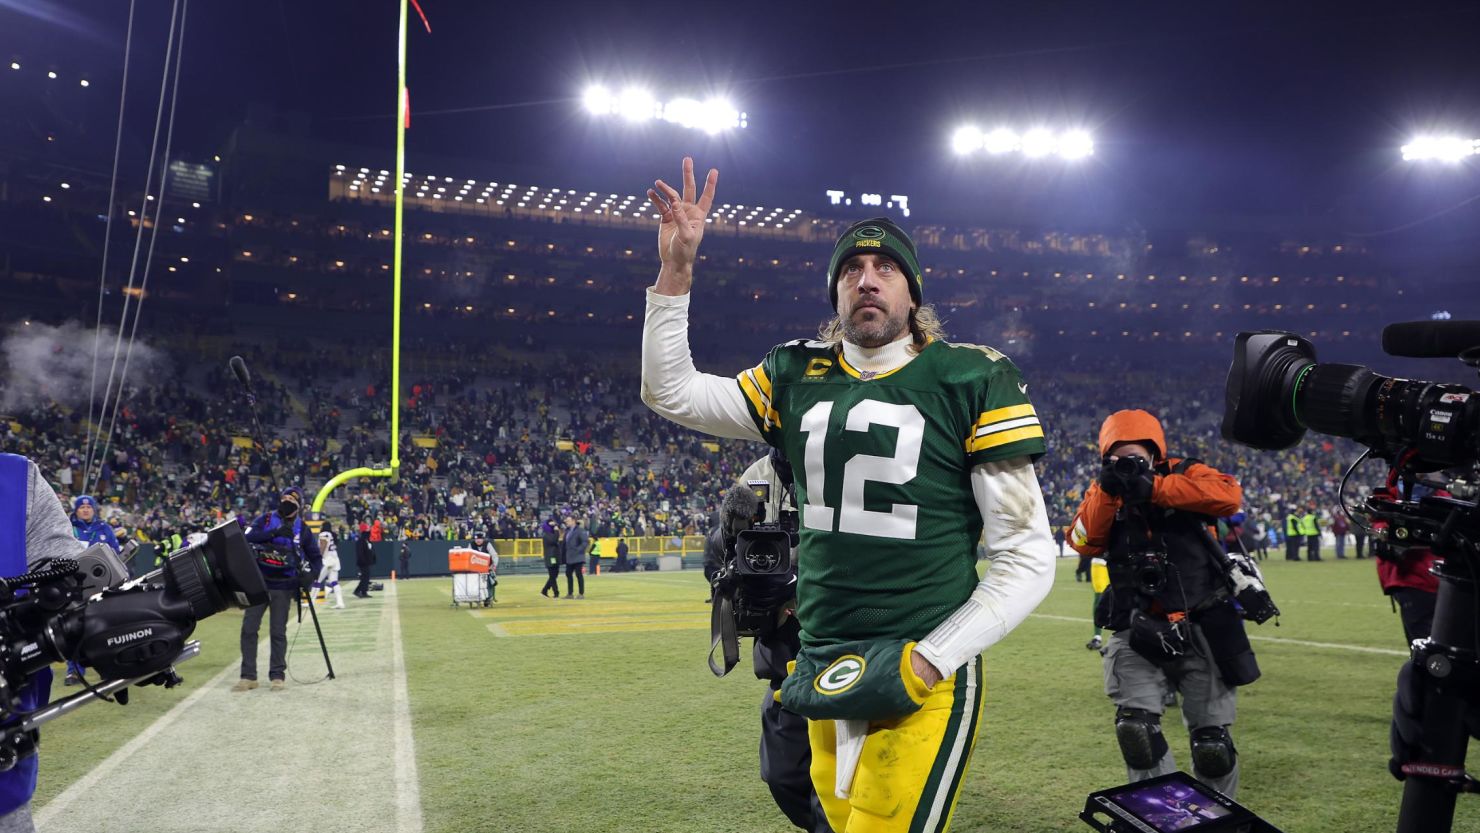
1, 333, 1366, 555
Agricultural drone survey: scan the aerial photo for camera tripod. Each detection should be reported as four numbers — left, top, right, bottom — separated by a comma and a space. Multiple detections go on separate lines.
1396, 549, 1480, 833
295, 580, 336, 680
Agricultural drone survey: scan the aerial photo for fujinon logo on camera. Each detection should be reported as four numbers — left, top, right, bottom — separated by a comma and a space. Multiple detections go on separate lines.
814, 654, 866, 695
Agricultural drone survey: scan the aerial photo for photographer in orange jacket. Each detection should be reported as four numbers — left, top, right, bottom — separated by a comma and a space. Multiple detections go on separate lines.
1069, 409, 1269, 798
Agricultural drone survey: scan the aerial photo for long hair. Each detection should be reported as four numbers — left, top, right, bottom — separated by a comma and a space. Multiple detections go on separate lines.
817, 303, 947, 355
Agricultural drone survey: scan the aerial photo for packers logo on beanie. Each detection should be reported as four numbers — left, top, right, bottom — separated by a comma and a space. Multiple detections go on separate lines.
826, 217, 923, 310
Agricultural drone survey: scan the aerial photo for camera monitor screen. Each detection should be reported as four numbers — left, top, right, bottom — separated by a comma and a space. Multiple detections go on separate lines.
1102, 779, 1233, 831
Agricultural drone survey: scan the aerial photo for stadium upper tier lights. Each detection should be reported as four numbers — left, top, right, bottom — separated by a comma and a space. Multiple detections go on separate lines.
582, 85, 747, 133
1400, 135, 1480, 162
952, 126, 1095, 159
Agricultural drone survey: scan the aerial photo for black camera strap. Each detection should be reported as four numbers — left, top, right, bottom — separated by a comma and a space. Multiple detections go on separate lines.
708, 593, 741, 677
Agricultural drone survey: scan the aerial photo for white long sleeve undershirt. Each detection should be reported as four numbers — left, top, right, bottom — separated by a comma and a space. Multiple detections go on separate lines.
641, 288, 1056, 677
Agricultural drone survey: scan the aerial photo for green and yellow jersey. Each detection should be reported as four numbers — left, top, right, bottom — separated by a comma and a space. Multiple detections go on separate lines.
736, 338, 1045, 647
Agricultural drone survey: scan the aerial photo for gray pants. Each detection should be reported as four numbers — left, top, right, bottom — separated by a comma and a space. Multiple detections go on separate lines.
1103, 624, 1239, 797
240, 588, 294, 681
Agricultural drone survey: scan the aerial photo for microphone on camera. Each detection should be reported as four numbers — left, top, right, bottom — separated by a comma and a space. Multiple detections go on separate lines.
1381, 320, 1480, 359
229, 356, 253, 393
721, 484, 762, 538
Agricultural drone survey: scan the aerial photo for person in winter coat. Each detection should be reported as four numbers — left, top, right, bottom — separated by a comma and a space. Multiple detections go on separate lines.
562, 516, 590, 599
353, 526, 376, 598
540, 520, 562, 598
65, 495, 119, 685
235, 487, 322, 692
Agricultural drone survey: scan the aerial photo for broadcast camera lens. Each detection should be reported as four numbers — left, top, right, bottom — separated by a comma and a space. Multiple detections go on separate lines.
160, 522, 268, 620
1224, 330, 1480, 466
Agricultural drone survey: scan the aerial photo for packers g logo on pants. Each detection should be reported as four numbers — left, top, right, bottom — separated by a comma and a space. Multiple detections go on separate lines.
814, 655, 866, 695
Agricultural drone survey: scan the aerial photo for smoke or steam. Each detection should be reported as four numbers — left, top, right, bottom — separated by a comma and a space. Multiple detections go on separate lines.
0, 321, 171, 413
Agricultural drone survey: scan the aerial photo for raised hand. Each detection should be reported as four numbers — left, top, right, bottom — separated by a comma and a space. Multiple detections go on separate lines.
647, 157, 718, 295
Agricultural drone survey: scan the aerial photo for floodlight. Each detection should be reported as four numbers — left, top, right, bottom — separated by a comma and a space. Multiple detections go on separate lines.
616, 87, 657, 121
1401, 135, 1479, 162
983, 128, 1018, 154
1021, 128, 1055, 158
662, 97, 703, 129
583, 86, 612, 115
1059, 130, 1094, 159
951, 126, 983, 155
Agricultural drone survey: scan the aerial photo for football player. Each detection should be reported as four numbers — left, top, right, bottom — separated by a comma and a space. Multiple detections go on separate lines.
641, 158, 1056, 833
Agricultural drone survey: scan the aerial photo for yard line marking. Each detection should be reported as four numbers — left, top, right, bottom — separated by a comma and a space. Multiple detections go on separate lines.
391, 583, 425, 833
34, 662, 238, 826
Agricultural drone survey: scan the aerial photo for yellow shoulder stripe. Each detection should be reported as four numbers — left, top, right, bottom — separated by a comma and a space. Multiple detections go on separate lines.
973, 403, 1036, 429
737, 370, 781, 430
965, 424, 1044, 454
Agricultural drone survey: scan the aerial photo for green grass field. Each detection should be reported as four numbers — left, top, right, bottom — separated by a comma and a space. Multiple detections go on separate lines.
32, 557, 1480, 832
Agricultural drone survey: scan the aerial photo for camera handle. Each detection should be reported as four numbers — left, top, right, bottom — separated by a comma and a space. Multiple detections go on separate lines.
708, 588, 740, 678
1396, 557, 1479, 833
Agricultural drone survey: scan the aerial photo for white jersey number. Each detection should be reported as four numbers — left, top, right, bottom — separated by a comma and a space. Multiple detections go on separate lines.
798, 400, 923, 540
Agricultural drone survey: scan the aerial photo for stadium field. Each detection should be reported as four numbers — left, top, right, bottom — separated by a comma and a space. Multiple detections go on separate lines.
31, 557, 1479, 833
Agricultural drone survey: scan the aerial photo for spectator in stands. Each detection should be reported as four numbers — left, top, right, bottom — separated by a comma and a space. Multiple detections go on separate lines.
540, 520, 562, 598
65, 495, 119, 685
562, 515, 588, 600
236, 487, 321, 692
69, 495, 118, 551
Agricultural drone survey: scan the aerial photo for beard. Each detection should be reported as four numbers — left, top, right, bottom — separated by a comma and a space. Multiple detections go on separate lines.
841, 302, 909, 348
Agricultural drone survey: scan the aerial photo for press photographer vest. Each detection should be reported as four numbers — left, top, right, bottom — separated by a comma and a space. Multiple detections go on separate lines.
1095, 458, 1231, 632
0, 454, 52, 816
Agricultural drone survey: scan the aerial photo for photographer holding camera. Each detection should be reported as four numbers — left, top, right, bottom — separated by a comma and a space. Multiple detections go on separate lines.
235, 486, 321, 692
0, 453, 86, 832
1069, 410, 1263, 799
709, 449, 830, 833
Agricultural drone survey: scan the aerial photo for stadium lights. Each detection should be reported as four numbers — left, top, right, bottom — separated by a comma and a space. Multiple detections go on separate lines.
46, 70, 56, 80
583, 84, 747, 133
1401, 135, 1480, 162
952, 126, 1094, 159
9, 62, 19, 71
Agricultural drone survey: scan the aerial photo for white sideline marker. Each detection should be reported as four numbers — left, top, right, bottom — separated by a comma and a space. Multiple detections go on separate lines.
35, 663, 238, 826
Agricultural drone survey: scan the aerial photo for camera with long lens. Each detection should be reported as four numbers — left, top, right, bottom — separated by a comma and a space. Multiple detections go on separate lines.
0, 519, 266, 770
1222, 321, 1480, 833
716, 481, 798, 638
708, 479, 802, 678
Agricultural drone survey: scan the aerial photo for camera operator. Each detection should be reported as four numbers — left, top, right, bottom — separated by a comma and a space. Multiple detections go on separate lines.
711, 449, 830, 833
0, 453, 86, 832
234, 486, 321, 692
1068, 410, 1259, 798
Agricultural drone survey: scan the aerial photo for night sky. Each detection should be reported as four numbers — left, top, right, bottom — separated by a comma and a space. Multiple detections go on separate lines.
7, 1, 1480, 238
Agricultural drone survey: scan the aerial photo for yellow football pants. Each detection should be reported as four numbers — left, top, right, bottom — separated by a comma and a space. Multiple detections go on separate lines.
808, 656, 985, 833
